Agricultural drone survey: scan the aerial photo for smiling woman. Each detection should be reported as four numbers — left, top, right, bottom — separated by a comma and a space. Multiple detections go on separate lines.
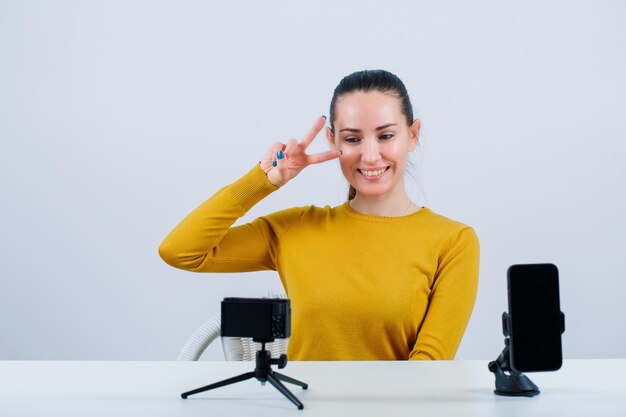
328, 70, 420, 209
159, 69, 480, 361
328, 91, 420, 215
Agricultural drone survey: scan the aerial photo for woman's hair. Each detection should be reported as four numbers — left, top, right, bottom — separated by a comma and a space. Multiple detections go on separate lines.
329, 69, 414, 200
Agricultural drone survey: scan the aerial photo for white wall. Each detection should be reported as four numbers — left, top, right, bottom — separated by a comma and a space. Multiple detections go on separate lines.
1, 0, 625, 360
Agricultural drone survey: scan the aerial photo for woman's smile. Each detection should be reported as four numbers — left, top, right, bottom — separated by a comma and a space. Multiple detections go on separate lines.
357, 166, 390, 179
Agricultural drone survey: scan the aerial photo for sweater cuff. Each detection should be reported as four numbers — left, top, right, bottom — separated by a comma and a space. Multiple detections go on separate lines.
228, 164, 279, 211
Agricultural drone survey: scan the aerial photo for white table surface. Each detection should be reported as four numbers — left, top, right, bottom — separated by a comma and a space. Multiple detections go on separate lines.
1, 359, 624, 416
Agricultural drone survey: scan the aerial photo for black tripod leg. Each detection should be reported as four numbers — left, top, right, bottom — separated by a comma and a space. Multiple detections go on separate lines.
272, 371, 308, 389
181, 372, 255, 399
266, 373, 304, 410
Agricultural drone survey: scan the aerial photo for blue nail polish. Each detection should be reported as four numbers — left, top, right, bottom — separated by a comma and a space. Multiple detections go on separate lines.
277, 150, 284, 159
272, 160, 277, 167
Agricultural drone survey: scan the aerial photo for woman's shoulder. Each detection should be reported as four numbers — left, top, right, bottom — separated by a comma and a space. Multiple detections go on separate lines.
257, 204, 334, 226
261, 204, 334, 218
421, 208, 473, 229
418, 208, 479, 244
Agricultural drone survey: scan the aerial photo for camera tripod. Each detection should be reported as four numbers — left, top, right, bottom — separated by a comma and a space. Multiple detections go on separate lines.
181, 339, 309, 409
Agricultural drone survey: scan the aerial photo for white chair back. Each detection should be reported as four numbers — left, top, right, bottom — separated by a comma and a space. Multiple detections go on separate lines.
177, 315, 289, 361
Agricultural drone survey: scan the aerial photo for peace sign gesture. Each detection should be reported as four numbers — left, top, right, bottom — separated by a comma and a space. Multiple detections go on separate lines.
261, 116, 341, 187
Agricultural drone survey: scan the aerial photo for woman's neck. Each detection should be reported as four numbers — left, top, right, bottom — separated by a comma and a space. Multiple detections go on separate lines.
349, 192, 418, 217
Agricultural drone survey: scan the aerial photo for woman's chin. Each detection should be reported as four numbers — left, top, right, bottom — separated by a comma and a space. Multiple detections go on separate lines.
352, 185, 392, 199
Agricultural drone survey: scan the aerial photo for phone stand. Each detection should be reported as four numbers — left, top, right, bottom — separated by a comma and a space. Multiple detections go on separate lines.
489, 309, 566, 397
488, 341, 540, 397
181, 339, 308, 410
489, 311, 540, 397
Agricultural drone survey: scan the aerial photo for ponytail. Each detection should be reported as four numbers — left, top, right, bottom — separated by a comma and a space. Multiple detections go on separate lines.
348, 185, 357, 200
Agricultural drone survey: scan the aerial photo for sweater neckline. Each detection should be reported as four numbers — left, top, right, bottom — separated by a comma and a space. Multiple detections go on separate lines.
341, 201, 430, 223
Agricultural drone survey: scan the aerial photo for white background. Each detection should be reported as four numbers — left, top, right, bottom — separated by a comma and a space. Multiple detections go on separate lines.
1, 0, 625, 361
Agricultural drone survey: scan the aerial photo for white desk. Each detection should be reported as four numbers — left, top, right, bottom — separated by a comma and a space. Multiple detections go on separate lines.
1, 359, 624, 416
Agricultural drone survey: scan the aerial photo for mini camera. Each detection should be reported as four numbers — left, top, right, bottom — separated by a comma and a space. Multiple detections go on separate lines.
221, 297, 291, 341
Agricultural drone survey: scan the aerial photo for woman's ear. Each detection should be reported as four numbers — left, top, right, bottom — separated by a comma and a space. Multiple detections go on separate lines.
409, 119, 421, 151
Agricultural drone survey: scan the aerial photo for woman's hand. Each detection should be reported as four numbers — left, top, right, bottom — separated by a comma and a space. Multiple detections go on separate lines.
260, 116, 341, 187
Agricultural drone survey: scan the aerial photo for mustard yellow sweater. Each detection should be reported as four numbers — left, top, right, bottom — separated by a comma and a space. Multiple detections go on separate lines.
159, 165, 480, 361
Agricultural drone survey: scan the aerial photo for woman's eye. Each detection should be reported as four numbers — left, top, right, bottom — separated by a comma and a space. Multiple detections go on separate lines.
380, 134, 394, 140
345, 137, 360, 143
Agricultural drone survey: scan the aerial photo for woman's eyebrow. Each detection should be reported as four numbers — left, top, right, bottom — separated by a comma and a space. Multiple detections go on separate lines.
339, 123, 397, 133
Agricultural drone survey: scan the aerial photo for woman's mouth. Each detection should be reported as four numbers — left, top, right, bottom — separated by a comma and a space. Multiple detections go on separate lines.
357, 166, 390, 178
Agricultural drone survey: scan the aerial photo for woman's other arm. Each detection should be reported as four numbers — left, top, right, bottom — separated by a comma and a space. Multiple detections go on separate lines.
409, 227, 480, 360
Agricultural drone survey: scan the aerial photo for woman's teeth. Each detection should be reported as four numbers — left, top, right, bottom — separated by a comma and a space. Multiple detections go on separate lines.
359, 167, 388, 177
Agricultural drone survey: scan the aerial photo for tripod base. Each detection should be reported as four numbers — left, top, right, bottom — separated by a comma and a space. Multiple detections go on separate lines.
181, 346, 308, 409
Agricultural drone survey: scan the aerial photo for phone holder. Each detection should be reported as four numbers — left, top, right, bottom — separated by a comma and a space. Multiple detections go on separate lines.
489, 310, 566, 397
488, 339, 540, 397
488, 312, 540, 397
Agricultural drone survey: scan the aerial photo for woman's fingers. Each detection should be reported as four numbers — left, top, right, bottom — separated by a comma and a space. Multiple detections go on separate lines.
284, 138, 298, 158
262, 116, 333, 186
266, 142, 292, 187
299, 116, 327, 149
307, 148, 341, 165
273, 146, 287, 173
260, 142, 285, 173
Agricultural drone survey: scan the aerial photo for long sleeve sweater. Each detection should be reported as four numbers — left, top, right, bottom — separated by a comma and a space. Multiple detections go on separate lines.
159, 164, 480, 361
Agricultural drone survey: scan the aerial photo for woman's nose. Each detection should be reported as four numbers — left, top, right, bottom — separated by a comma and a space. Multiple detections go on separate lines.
361, 139, 381, 164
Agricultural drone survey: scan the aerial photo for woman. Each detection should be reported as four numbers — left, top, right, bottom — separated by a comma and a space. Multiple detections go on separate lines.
159, 69, 479, 361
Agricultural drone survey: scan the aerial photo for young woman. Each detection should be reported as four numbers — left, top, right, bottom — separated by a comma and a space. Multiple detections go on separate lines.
159, 70, 479, 361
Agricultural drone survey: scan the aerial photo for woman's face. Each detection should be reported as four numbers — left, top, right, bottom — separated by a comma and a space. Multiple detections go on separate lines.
327, 91, 420, 200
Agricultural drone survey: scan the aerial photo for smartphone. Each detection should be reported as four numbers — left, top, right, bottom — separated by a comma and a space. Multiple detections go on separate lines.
507, 263, 564, 372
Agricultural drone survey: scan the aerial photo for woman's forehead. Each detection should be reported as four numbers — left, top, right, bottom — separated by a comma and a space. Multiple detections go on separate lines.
334, 91, 403, 128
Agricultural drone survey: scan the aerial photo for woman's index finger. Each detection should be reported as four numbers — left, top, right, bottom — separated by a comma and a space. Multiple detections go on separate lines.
300, 116, 327, 148
307, 148, 341, 165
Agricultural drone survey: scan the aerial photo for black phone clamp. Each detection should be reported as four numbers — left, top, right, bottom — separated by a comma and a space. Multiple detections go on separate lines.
488, 312, 540, 397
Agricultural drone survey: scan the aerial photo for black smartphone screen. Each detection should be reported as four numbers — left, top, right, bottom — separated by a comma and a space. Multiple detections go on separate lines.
508, 263, 563, 372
